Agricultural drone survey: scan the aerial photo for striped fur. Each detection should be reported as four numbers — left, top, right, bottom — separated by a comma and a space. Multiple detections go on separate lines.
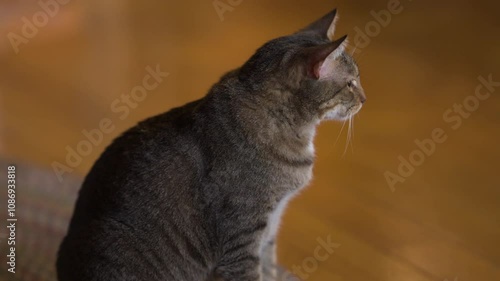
57, 8, 364, 281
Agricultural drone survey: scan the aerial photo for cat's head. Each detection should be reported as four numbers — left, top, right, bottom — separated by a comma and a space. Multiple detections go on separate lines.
238, 9, 365, 122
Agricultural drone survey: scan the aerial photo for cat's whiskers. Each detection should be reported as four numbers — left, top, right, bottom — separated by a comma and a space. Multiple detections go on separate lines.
342, 116, 352, 157
350, 116, 355, 153
334, 118, 348, 147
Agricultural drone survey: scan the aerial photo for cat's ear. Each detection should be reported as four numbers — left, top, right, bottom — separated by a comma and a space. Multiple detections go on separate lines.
302, 35, 348, 80
300, 9, 338, 41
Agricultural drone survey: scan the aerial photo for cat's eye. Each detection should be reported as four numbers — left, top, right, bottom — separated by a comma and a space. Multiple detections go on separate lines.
347, 80, 357, 88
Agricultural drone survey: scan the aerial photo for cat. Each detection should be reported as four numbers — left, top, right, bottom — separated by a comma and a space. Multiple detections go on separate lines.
57, 8, 365, 281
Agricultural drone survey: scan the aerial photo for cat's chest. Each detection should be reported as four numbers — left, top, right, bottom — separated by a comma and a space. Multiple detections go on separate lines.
266, 161, 313, 217
275, 141, 316, 190
265, 191, 301, 238
271, 158, 314, 192
264, 164, 313, 221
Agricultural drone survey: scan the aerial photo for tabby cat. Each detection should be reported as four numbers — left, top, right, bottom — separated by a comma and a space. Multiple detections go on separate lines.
57, 8, 365, 281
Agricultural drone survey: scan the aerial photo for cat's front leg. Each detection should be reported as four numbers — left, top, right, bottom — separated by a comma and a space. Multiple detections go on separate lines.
215, 220, 267, 281
215, 252, 263, 281
261, 238, 278, 281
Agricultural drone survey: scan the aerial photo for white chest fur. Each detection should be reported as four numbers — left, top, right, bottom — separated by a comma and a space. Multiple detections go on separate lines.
267, 192, 300, 238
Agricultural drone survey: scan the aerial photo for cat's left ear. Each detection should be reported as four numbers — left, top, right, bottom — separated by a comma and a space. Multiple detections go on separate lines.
301, 35, 348, 80
300, 9, 338, 41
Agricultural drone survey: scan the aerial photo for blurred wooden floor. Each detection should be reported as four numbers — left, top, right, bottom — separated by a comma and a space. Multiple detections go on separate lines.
1, 0, 499, 280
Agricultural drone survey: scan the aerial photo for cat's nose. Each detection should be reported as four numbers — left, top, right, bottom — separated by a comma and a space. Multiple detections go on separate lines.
359, 93, 366, 104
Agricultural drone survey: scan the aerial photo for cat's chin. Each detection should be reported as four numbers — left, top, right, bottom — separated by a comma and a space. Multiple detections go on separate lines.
322, 104, 362, 121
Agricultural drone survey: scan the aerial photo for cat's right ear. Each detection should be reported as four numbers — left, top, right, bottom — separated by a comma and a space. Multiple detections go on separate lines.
299, 9, 338, 41
301, 35, 348, 80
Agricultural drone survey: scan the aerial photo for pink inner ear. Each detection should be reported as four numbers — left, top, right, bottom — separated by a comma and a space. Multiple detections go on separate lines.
318, 59, 333, 80
313, 60, 324, 79
317, 49, 342, 80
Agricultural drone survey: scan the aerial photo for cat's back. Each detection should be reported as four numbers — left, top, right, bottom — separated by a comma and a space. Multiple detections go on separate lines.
79, 98, 206, 212
69, 97, 212, 225
58, 98, 217, 281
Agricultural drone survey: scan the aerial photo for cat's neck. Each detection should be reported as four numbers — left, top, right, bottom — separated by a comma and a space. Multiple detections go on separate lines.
204, 71, 319, 162
234, 88, 318, 162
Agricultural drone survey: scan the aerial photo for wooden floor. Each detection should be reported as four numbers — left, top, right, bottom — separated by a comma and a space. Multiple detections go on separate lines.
1, 0, 499, 280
